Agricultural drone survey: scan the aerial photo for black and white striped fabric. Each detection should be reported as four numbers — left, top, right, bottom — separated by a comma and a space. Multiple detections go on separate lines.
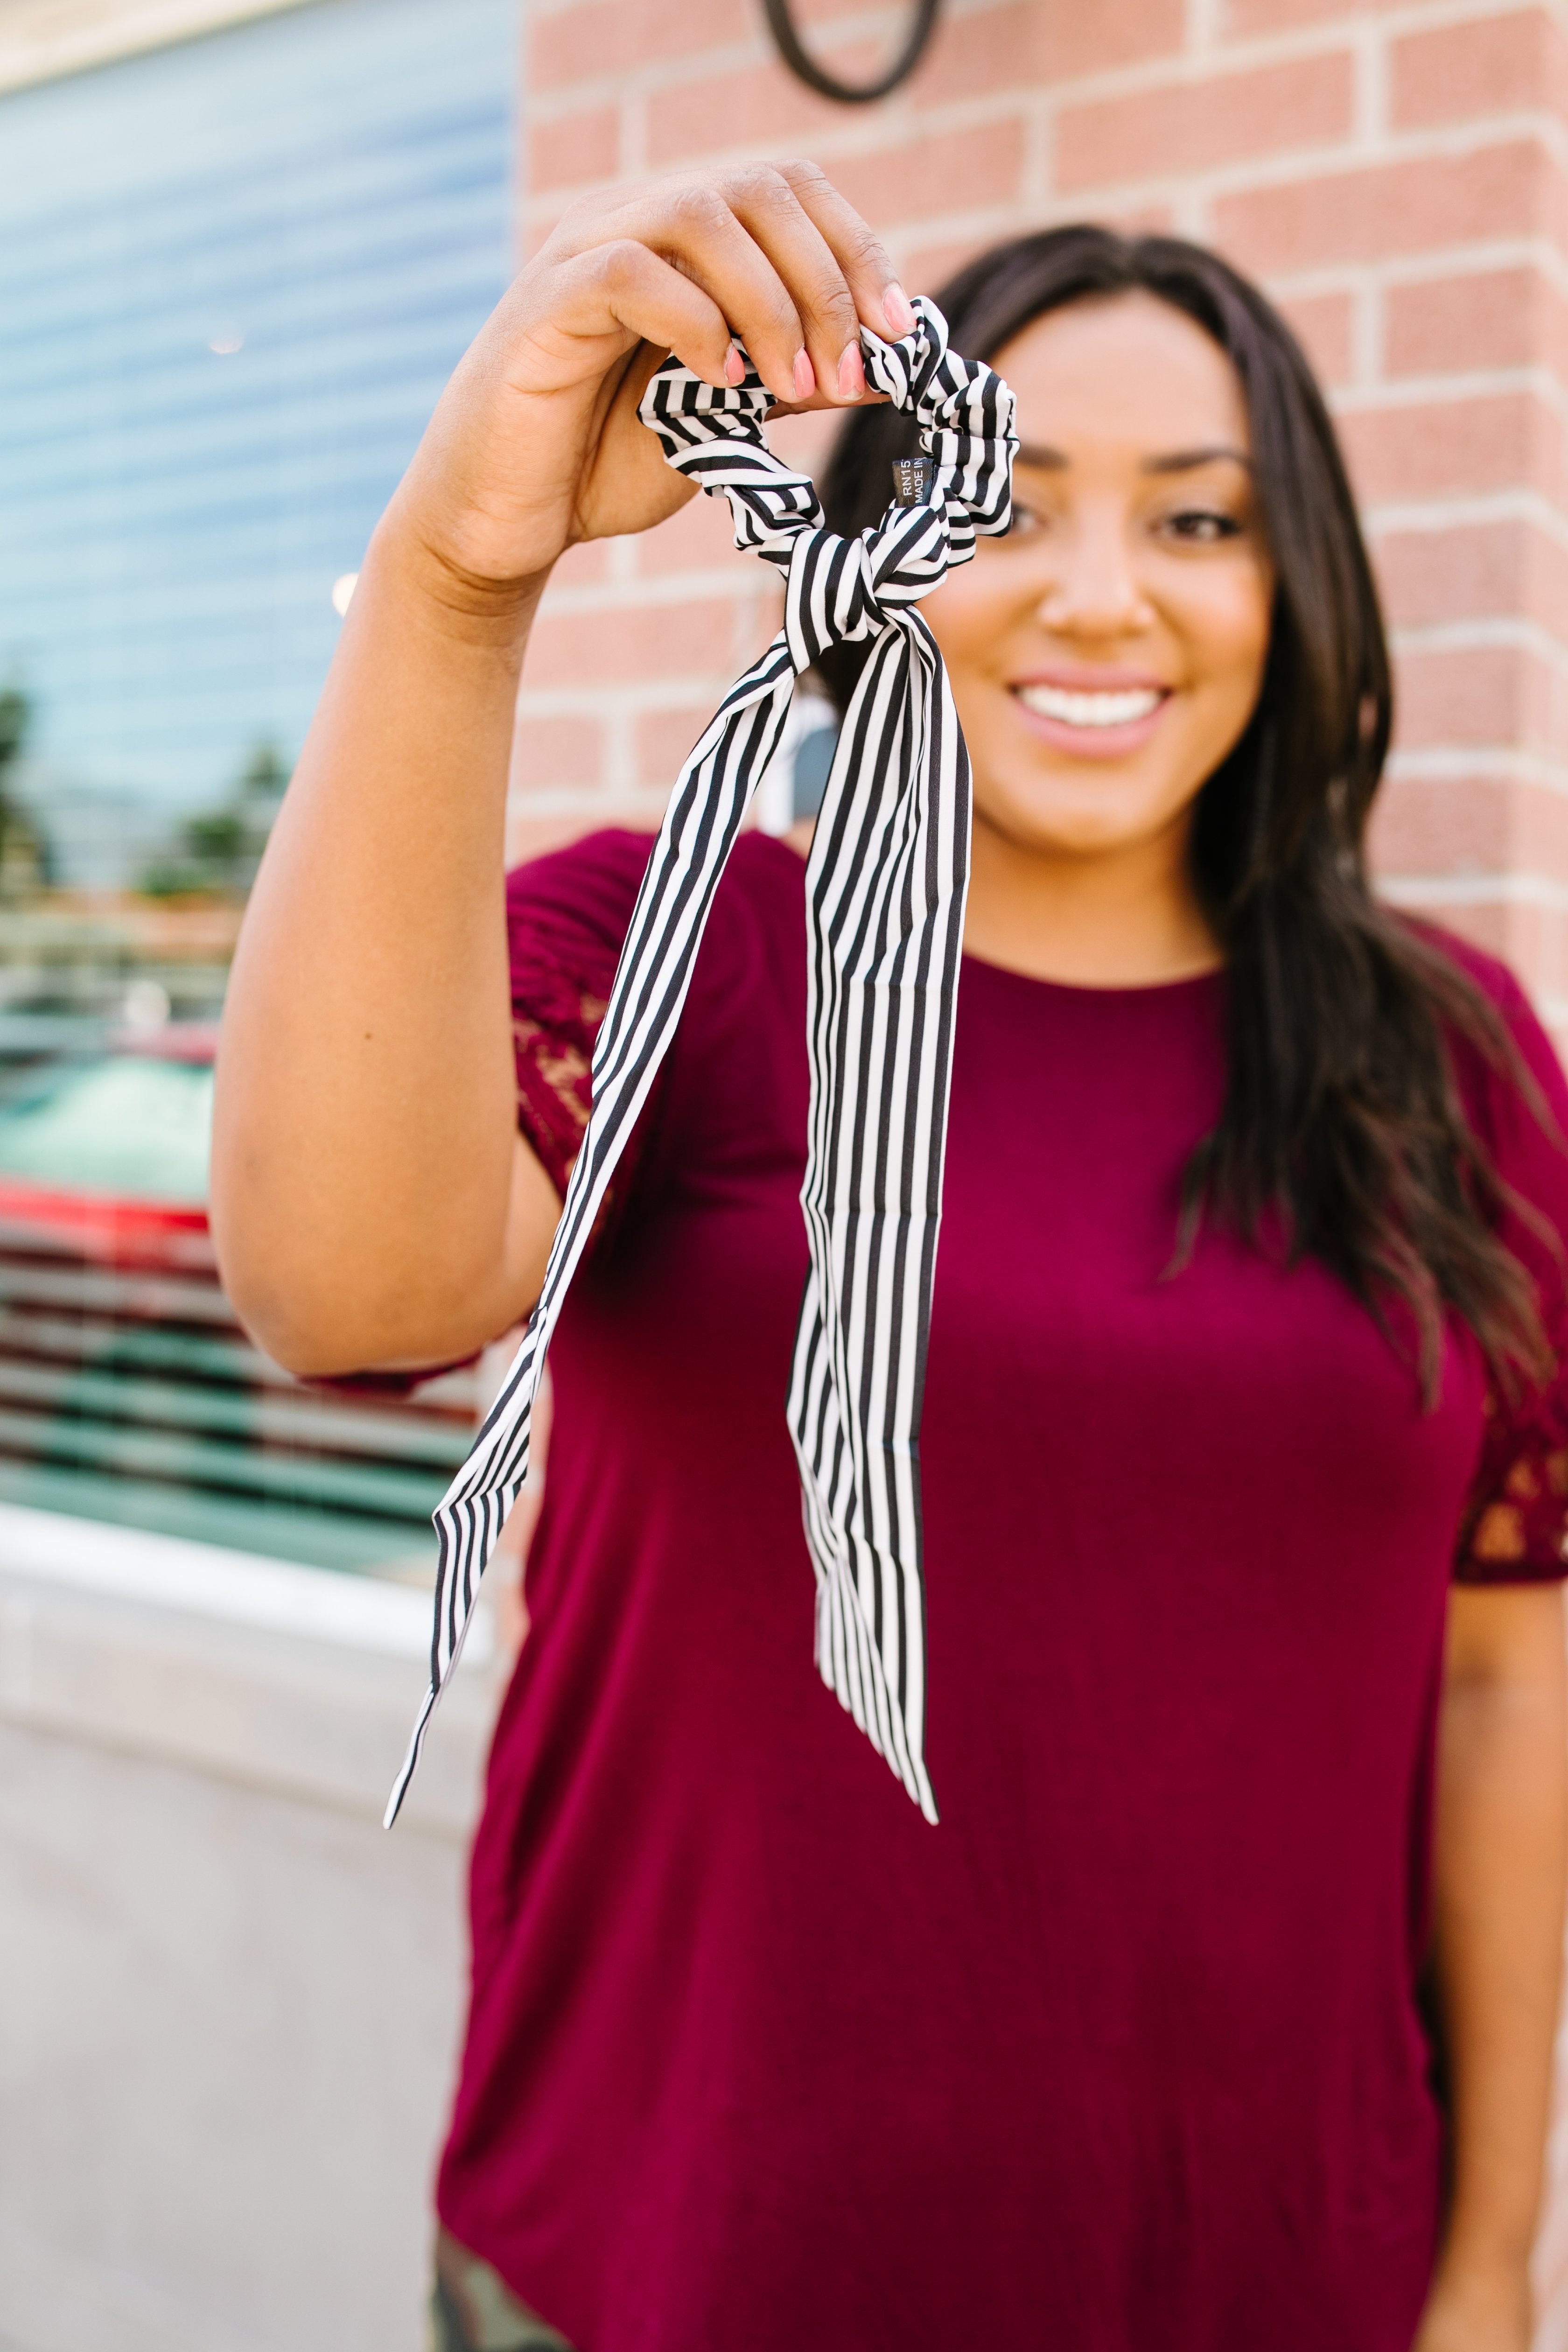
386, 299, 1016, 1828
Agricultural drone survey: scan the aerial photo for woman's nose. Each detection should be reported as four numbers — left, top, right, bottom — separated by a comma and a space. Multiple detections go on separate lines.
1035, 513, 1153, 638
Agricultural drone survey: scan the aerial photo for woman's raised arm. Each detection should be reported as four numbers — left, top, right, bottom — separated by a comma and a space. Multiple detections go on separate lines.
210, 164, 912, 1375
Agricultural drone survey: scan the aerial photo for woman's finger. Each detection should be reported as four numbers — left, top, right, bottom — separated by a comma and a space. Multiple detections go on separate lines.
713, 164, 871, 403
546, 235, 737, 389
605, 181, 814, 404
775, 160, 917, 342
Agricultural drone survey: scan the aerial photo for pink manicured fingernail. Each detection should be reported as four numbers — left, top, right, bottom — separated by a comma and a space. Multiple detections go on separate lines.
724, 341, 746, 386
838, 343, 865, 401
792, 348, 816, 400
883, 281, 917, 336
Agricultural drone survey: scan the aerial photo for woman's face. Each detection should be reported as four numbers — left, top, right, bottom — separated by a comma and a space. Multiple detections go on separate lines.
923, 291, 1274, 863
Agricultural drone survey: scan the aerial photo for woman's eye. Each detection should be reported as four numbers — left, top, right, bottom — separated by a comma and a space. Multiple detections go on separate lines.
1161, 509, 1244, 545
1005, 502, 1044, 537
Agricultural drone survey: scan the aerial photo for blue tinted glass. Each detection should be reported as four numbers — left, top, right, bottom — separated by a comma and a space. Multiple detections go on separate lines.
0, 0, 517, 881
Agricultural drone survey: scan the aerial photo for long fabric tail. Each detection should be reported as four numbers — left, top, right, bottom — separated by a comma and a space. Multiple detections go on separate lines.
386, 301, 1015, 1827
787, 613, 968, 1823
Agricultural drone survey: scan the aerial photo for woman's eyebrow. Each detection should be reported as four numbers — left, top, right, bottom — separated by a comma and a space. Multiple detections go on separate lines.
1012, 441, 1253, 473
1142, 445, 1253, 475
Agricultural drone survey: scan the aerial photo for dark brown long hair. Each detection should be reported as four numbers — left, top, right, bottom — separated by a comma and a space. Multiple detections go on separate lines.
819, 225, 1548, 1401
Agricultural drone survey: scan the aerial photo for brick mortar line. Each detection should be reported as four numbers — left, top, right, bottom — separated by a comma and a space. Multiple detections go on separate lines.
1381, 770, 1568, 805
1380, 872, 1568, 908
1387, 769, 1568, 804
1023, 102, 1053, 210
1265, 263, 1387, 307
518, 669, 779, 705
1266, 237, 1568, 305
1365, 489, 1568, 540
535, 567, 772, 617
506, 785, 674, 817
1387, 745, 1568, 787
516, 681, 772, 715
1355, 20, 1387, 149
1041, 115, 1568, 225
1391, 615, 1568, 668
940, 0, 1040, 21
862, 200, 1049, 262
603, 706, 635, 794
1330, 0, 1568, 45
1338, 359, 1568, 405
518, 662, 776, 697
1183, 0, 1568, 47
1351, 278, 1382, 387
1336, 368, 1568, 425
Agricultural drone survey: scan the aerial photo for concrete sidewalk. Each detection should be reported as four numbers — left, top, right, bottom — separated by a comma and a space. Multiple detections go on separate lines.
0, 1507, 502, 2352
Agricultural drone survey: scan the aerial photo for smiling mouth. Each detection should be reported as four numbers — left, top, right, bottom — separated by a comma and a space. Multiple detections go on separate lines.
1013, 683, 1167, 729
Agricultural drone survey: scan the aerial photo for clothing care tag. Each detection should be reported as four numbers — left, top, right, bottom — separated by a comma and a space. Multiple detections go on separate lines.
385, 301, 1017, 1832
891, 454, 935, 506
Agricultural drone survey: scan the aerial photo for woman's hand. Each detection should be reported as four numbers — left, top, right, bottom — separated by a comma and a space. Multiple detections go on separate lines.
389, 161, 914, 611
1412, 2253, 1533, 2351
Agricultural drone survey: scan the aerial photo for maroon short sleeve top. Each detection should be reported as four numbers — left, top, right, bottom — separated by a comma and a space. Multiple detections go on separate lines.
439, 827, 1568, 2352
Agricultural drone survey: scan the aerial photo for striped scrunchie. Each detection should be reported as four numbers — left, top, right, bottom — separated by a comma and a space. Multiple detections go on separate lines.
386, 298, 1016, 1828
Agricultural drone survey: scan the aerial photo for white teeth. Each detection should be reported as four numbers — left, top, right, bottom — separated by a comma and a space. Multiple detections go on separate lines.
1015, 683, 1163, 728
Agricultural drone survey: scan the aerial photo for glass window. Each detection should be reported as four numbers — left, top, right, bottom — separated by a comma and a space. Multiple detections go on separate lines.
0, 0, 517, 1572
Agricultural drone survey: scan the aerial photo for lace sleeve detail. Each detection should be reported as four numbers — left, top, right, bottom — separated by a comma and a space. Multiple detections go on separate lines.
1445, 944, 1568, 1583
1454, 1363, 1568, 1583
507, 829, 659, 1221
511, 964, 607, 1199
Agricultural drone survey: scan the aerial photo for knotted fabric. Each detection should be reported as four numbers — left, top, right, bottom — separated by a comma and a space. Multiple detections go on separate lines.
386, 299, 1016, 1828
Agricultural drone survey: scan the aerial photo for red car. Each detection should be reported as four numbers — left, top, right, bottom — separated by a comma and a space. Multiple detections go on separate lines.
0, 1027, 473, 1574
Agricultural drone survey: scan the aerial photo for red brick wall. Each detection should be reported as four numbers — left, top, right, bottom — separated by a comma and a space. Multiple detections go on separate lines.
514, 0, 1568, 1071
515, 2, 1568, 2321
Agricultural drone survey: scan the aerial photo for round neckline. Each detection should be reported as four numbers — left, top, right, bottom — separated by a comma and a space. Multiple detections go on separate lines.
751, 829, 1224, 1001
959, 949, 1224, 999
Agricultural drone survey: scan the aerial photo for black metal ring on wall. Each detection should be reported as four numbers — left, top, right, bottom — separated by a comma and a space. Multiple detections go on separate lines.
762, 0, 942, 105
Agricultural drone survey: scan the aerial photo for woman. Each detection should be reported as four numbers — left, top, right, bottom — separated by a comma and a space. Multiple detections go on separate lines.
211, 168, 1568, 2352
